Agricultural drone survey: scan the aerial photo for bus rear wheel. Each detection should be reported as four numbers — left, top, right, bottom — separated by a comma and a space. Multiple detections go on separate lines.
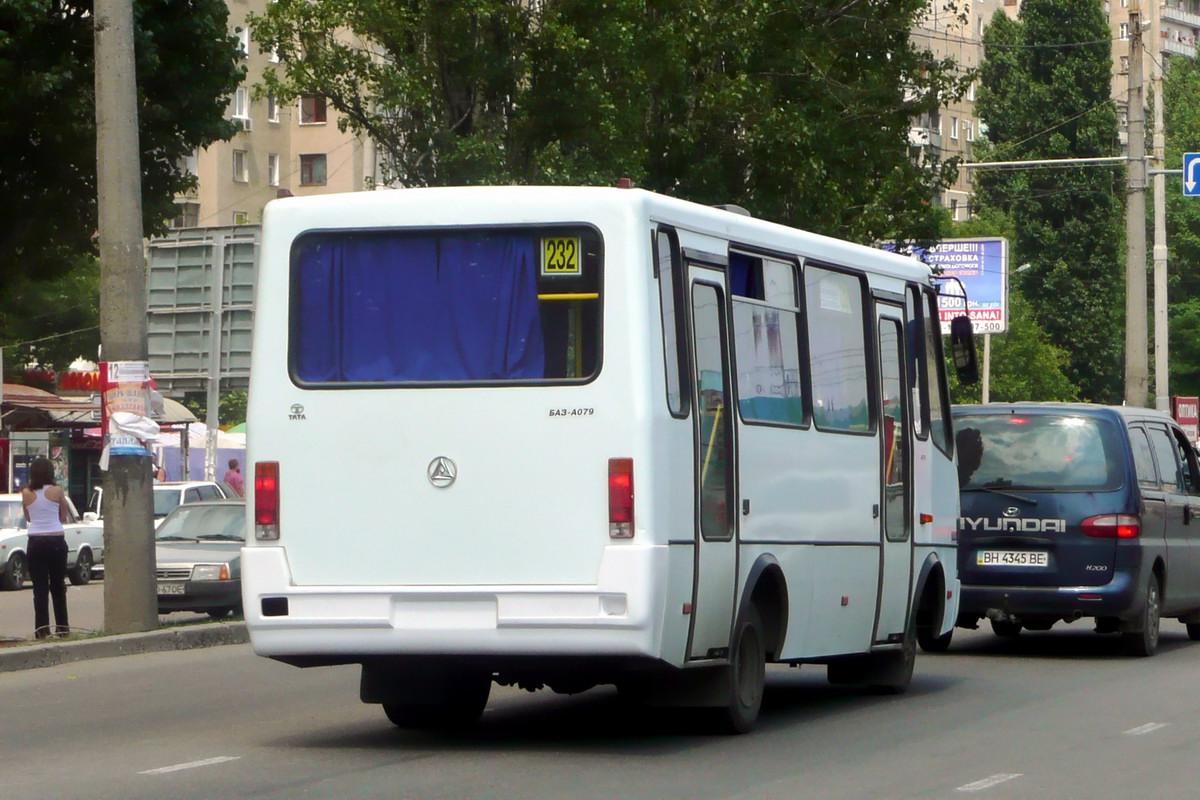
713, 605, 766, 734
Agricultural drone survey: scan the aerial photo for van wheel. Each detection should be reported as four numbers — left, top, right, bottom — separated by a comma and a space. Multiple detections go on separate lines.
990, 620, 1022, 638
68, 550, 93, 586
918, 627, 953, 653
712, 605, 766, 734
1187, 623, 1200, 641
1122, 575, 1161, 657
382, 678, 491, 730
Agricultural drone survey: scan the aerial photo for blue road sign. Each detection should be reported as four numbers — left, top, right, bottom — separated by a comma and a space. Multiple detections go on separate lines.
1184, 153, 1200, 196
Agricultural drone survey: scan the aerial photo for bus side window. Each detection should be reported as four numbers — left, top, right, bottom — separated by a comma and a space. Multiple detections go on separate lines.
656, 228, 688, 417
923, 289, 952, 455
907, 286, 926, 439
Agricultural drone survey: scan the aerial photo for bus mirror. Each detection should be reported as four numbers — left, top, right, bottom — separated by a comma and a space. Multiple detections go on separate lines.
949, 315, 979, 385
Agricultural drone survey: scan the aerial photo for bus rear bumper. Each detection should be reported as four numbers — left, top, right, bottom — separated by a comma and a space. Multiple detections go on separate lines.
240, 545, 665, 661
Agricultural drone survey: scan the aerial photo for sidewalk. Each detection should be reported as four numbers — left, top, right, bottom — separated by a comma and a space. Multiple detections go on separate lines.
0, 621, 248, 673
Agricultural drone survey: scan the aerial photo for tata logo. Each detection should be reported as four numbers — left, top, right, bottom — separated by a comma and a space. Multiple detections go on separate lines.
428, 457, 457, 488
959, 517, 1066, 533
288, 404, 306, 421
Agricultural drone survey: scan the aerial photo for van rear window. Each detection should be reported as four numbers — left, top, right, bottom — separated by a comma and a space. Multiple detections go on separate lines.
955, 414, 1124, 492
290, 227, 601, 385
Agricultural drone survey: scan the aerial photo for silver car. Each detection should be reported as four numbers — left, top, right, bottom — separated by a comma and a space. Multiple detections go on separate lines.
155, 500, 245, 619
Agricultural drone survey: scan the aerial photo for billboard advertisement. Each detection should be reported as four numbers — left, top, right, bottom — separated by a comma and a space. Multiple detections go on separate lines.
881, 238, 1008, 334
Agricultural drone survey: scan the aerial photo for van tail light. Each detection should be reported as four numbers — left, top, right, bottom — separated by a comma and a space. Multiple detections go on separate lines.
1081, 513, 1140, 539
255, 461, 280, 541
609, 458, 634, 539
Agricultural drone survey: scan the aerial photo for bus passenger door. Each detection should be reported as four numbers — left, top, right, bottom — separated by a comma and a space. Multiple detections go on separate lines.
875, 306, 913, 642
688, 276, 739, 660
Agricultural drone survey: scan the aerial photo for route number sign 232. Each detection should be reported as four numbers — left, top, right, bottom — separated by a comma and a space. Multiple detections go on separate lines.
541, 237, 581, 275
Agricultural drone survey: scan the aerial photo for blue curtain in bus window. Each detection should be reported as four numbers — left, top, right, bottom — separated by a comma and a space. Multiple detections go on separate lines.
294, 233, 545, 382
728, 252, 760, 299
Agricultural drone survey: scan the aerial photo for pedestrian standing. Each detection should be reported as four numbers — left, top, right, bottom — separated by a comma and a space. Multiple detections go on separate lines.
223, 458, 245, 496
21, 456, 70, 639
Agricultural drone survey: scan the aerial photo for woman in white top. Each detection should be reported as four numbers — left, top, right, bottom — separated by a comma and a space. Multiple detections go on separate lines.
22, 457, 70, 638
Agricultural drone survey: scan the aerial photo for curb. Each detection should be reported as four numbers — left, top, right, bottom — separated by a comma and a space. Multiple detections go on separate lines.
0, 622, 249, 673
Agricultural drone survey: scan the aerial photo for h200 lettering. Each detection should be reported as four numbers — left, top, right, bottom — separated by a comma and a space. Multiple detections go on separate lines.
549, 408, 595, 417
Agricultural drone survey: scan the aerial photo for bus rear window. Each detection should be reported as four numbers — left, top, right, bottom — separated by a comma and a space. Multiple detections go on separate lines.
290, 227, 601, 385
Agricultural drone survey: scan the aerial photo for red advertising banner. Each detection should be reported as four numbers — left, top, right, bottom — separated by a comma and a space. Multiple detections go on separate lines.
1172, 396, 1199, 444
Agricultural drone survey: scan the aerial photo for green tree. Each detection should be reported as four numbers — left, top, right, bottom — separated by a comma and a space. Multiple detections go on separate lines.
0, 258, 100, 375
0, 0, 244, 290
974, 1, 1124, 403
183, 390, 248, 428
251, 0, 970, 245
1163, 57, 1200, 396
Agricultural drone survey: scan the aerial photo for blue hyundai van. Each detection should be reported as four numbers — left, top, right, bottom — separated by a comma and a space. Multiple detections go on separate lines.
950, 403, 1200, 657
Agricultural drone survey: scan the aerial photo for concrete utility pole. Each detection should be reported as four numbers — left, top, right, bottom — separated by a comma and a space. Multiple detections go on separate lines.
1125, 3, 1149, 408
1151, 10, 1170, 412
95, 0, 157, 633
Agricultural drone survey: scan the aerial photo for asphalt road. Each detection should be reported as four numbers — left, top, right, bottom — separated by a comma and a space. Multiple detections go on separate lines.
0, 580, 212, 642
4, 620, 1200, 799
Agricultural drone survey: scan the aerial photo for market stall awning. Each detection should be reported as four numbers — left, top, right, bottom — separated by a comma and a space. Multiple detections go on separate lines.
2, 384, 198, 428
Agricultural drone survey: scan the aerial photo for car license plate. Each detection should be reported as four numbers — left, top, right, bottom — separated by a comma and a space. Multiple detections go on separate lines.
977, 551, 1049, 567
158, 582, 186, 595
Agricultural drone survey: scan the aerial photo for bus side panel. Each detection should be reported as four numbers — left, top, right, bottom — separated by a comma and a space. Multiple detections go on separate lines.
737, 427, 879, 546
804, 547, 880, 656
913, 436, 961, 635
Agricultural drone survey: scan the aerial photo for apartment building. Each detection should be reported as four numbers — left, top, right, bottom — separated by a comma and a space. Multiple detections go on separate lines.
172, 0, 385, 229
910, 0, 1007, 221
1109, 0, 1200, 149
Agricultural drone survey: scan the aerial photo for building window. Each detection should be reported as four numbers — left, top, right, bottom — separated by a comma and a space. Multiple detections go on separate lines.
236, 27, 249, 56
232, 86, 249, 120
268, 153, 280, 187
977, 14, 984, 36
300, 153, 327, 185
299, 95, 327, 124
950, 198, 960, 220
172, 202, 199, 229
233, 149, 248, 182
1120, 22, 1129, 39
950, 117, 959, 140
178, 149, 198, 177
967, 82, 976, 102
267, 93, 279, 123
965, 120, 975, 142
1120, 55, 1130, 72
233, 211, 250, 225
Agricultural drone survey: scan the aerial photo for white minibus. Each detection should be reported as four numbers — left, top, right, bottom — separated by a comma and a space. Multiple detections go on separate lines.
243, 185, 971, 733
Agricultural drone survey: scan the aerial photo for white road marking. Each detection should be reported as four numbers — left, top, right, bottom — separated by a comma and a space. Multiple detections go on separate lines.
957, 773, 1022, 792
1124, 722, 1168, 736
138, 756, 241, 775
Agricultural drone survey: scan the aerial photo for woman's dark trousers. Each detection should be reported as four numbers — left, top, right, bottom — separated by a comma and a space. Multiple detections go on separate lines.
28, 535, 69, 638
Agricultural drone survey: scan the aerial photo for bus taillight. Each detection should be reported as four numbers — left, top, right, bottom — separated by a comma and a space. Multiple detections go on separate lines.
609, 458, 634, 539
255, 461, 280, 540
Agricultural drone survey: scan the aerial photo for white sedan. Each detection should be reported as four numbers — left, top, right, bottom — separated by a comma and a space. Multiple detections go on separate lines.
0, 494, 105, 590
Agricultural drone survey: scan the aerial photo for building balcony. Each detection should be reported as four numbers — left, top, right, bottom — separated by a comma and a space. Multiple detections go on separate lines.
1163, 3, 1200, 29
1164, 36, 1197, 57
908, 127, 943, 151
